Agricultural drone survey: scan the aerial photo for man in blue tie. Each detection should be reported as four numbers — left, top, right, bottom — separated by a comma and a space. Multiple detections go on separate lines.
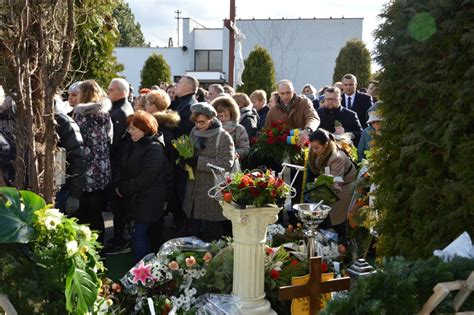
341, 74, 372, 129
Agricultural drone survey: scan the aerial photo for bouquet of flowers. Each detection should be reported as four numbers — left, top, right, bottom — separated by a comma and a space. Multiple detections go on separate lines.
172, 135, 195, 180
304, 174, 340, 205
250, 120, 307, 163
118, 237, 222, 314
221, 169, 292, 208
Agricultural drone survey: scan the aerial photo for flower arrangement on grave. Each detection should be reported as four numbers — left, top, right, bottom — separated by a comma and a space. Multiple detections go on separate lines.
0, 188, 104, 314
111, 237, 224, 314
172, 135, 195, 180
221, 169, 292, 208
250, 120, 308, 163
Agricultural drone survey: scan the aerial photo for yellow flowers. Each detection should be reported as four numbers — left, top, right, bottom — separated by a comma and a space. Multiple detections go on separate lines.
172, 135, 196, 180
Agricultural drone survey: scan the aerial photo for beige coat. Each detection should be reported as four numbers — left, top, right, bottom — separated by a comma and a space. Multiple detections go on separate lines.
183, 128, 235, 221
264, 94, 320, 131
310, 150, 356, 225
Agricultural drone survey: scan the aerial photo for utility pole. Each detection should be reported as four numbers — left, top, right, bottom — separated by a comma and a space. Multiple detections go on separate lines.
224, 0, 236, 86
175, 10, 182, 46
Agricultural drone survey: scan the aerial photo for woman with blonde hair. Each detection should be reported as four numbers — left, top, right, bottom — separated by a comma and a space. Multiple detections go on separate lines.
72, 80, 113, 244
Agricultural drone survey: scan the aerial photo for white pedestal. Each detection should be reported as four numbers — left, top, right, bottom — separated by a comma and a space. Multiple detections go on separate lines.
0, 294, 17, 315
221, 202, 280, 315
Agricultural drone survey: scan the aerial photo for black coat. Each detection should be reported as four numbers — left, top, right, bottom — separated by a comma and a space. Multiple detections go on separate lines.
55, 112, 86, 199
341, 92, 372, 129
239, 106, 259, 138
257, 106, 270, 130
317, 106, 363, 146
175, 93, 197, 137
109, 98, 134, 162
114, 134, 167, 224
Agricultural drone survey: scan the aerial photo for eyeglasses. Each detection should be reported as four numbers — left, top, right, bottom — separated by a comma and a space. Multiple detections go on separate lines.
324, 98, 340, 102
195, 120, 208, 125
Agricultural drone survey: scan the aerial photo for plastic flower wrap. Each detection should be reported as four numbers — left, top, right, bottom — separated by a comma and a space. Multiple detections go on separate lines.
172, 135, 195, 180
220, 169, 292, 208
304, 174, 339, 205
250, 120, 307, 163
194, 293, 241, 315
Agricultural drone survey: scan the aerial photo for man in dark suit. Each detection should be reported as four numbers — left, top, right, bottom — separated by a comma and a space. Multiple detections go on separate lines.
340, 73, 372, 129
317, 86, 363, 146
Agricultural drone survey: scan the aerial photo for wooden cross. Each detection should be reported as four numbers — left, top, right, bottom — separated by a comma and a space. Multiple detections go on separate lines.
279, 256, 350, 314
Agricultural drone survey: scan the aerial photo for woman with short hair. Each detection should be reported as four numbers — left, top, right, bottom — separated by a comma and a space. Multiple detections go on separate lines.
182, 102, 235, 242
113, 110, 167, 262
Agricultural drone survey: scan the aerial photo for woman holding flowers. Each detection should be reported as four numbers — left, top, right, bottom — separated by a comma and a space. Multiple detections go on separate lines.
306, 129, 356, 246
113, 110, 167, 262
182, 102, 235, 242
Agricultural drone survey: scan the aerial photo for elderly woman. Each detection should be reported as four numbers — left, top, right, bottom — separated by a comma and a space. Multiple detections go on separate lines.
182, 102, 235, 242
72, 80, 113, 244
113, 110, 167, 262
306, 129, 356, 246
212, 96, 250, 161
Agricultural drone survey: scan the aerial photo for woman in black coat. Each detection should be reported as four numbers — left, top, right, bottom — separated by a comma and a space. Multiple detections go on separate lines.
113, 110, 167, 262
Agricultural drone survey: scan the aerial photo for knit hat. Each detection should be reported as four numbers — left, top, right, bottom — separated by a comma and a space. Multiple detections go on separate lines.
68, 81, 82, 93
367, 110, 383, 124
190, 102, 217, 118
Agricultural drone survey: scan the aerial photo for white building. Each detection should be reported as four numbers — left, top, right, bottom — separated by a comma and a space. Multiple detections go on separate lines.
114, 17, 363, 92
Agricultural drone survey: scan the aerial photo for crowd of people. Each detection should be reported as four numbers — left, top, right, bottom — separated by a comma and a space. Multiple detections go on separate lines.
0, 73, 382, 262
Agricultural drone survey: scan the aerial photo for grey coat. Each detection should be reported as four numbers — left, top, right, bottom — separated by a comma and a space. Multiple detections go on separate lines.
183, 128, 235, 221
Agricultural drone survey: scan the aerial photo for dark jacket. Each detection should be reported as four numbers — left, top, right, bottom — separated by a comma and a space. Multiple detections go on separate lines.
152, 110, 181, 164
317, 106, 363, 146
175, 93, 197, 137
55, 112, 86, 199
239, 105, 259, 138
114, 134, 167, 224
109, 97, 134, 161
257, 106, 270, 130
341, 92, 372, 129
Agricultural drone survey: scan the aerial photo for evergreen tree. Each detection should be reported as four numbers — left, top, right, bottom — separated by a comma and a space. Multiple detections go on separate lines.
113, 0, 147, 47
70, 0, 123, 87
332, 39, 371, 88
372, 1, 474, 259
237, 45, 276, 97
140, 53, 172, 89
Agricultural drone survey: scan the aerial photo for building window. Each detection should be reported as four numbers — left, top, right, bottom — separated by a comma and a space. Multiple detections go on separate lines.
195, 50, 223, 71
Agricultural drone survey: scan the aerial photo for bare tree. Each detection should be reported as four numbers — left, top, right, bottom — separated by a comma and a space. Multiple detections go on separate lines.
0, 0, 75, 202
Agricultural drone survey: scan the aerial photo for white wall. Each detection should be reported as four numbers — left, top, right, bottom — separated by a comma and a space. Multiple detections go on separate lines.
114, 47, 191, 90
195, 29, 223, 50
235, 18, 363, 92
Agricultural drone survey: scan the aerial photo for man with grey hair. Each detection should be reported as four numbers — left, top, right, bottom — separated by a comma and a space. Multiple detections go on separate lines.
105, 77, 134, 255
341, 73, 372, 129
265, 79, 320, 146
207, 84, 225, 102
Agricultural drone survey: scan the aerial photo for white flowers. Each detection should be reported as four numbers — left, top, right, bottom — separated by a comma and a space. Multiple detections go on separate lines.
66, 240, 79, 256
42, 208, 64, 230
77, 225, 92, 241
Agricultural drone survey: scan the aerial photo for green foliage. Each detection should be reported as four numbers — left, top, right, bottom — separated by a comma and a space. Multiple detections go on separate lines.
237, 45, 276, 97
194, 246, 234, 295
69, 0, 124, 87
321, 256, 474, 314
371, 0, 474, 258
332, 39, 371, 88
140, 53, 172, 89
113, 0, 147, 47
0, 189, 104, 313
0, 187, 42, 243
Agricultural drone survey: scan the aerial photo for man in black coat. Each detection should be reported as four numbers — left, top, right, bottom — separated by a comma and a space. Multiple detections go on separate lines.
171, 75, 199, 231
55, 105, 86, 215
317, 86, 363, 146
340, 73, 372, 129
174, 75, 199, 137
106, 78, 134, 254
